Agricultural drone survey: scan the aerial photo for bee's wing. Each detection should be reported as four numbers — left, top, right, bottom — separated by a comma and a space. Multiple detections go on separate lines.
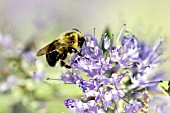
36, 44, 50, 56
36, 40, 69, 56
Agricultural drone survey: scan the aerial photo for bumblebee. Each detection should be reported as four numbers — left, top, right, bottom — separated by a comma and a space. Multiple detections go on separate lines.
36, 29, 85, 68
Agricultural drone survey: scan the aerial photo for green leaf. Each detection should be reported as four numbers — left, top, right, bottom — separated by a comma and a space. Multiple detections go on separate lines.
101, 27, 112, 55
103, 27, 111, 39
158, 81, 170, 96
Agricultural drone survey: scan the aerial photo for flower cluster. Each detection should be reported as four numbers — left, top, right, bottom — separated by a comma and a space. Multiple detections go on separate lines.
0, 33, 48, 113
59, 26, 164, 113
58, 28, 165, 113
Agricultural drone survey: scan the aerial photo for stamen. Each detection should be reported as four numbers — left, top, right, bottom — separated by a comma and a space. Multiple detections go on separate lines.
99, 34, 105, 48
151, 28, 162, 40
116, 24, 126, 45
113, 99, 119, 113
47, 77, 73, 84
141, 65, 150, 71
93, 28, 96, 38
152, 38, 163, 52
47, 78, 61, 80
111, 34, 114, 46
123, 37, 133, 48
122, 97, 131, 105
141, 80, 163, 86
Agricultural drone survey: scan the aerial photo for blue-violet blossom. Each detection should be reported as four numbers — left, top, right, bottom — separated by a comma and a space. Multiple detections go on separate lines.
55, 26, 164, 113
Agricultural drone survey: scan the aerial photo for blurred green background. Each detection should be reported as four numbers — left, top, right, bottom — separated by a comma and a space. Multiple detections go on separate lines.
0, 0, 170, 113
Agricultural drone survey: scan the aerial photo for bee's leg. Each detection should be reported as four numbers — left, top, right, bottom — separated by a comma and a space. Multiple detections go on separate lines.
61, 50, 67, 60
60, 51, 71, 68
60, 60, 71, 69
77, 50, 84, 57
77, 49, 89, 60
68, 47, 89, 59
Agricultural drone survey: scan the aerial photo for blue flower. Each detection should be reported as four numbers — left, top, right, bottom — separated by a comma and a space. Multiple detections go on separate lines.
54, 27, 164, 112
0, 75, 17, 92
124, 100, 142, 113
23, 51, 36, 63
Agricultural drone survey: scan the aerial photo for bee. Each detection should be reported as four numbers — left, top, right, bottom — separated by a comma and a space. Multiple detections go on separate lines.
36, 29, 85, 68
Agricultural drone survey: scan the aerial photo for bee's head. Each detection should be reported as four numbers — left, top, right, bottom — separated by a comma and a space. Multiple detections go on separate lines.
78, 36, 85, 48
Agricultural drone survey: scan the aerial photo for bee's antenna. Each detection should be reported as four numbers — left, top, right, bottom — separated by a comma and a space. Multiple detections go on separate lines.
72, 28, 81, 33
